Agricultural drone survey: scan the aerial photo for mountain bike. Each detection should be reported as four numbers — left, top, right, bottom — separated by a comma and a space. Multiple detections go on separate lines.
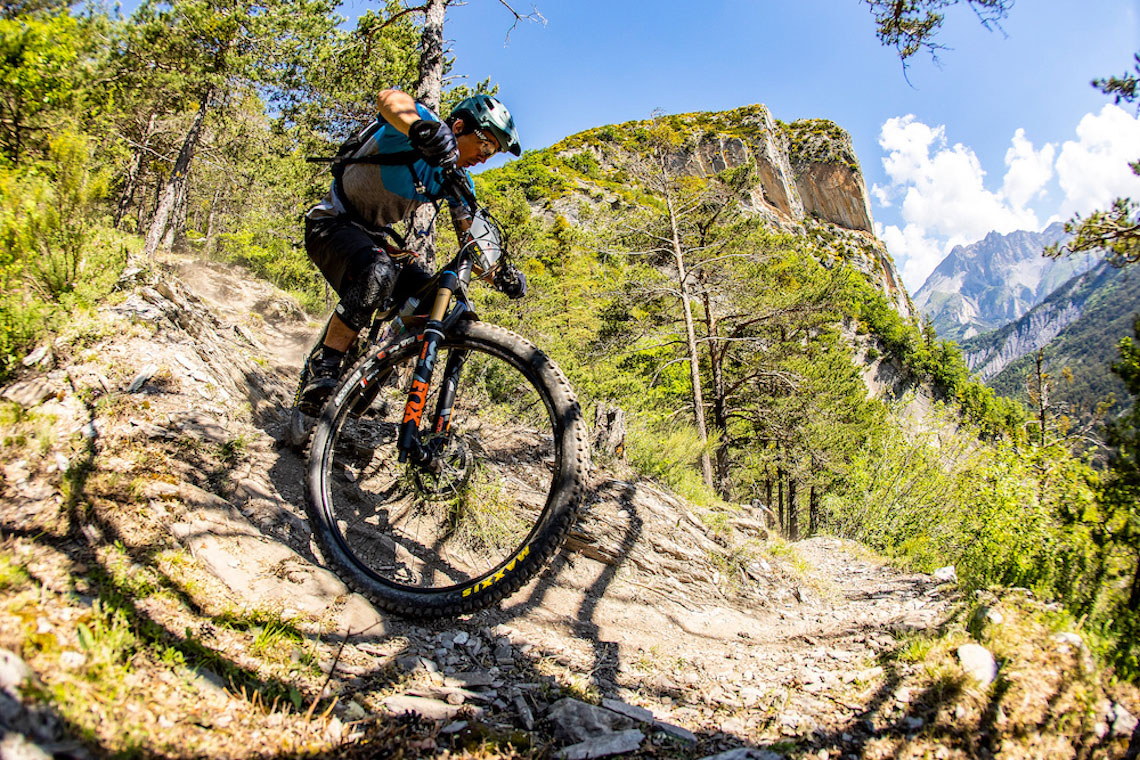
300, 172, 589, 619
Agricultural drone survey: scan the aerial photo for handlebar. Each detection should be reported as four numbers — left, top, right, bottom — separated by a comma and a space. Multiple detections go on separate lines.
441, 167, 478, 215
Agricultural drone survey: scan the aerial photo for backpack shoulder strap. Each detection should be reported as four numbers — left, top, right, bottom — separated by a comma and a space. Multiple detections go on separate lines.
305, 117, 422, 176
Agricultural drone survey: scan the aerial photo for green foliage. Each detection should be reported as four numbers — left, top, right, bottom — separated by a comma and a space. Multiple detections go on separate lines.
563, 150, 601, 179
276, 0, 418, 136
0, 128, 131, 379
1093, 319, 1140, 677
1049, 188, 1140, 268
1092, 52, 1140, 106
479, 147, 572, 202
75, 600, 139, 681
626, 422, 720, 507
2, 132, 111, 298
865, 0, 1012, 63
782, 119, 860, 173
0, 12, 84, 163
839, 269, 1025, 437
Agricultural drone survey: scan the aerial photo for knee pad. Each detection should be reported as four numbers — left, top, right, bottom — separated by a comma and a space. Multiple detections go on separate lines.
336, 253, 397, 332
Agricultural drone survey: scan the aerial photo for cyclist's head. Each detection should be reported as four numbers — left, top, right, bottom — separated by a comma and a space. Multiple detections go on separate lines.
448, 94, 521, 163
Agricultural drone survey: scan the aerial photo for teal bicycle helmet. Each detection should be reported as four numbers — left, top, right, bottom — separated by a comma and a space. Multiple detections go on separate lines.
451, 94, 521, 157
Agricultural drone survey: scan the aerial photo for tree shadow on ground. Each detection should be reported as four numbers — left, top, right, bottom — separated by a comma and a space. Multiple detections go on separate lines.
0, 391, 415, 759
791, 620, 1137, 760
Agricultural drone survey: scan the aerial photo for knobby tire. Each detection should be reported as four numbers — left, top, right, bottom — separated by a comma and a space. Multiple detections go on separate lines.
304, 321, 588, 619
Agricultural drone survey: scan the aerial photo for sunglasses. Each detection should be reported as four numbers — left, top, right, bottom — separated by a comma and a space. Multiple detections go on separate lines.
473, 128, 501, 158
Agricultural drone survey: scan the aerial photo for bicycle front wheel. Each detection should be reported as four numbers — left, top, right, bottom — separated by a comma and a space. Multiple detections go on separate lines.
305, 321, 588, 618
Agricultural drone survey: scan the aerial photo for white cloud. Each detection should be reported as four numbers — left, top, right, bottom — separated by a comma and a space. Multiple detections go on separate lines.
1055, 104, 1140, 219
876, 115, 1044, 291
871, 183, 892, 208
1002, 128, 1055, 209
875, 107, 1140, 293
879, 222, 946, 292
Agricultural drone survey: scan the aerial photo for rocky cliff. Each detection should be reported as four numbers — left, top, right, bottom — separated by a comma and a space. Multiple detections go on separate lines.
541, 106, 911, 318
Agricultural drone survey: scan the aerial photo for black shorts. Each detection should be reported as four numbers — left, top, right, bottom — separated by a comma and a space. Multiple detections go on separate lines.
304, 216, 431, 307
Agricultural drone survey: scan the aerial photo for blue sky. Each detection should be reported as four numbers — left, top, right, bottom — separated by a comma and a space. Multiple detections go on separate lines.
357, 0, 1140, 292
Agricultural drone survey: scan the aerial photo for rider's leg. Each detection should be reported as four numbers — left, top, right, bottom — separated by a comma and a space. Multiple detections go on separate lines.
299, 224, 400, 414
321, 312, 359, 353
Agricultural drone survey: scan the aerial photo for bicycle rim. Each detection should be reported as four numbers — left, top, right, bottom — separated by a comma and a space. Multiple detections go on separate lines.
313, 331, 561, 599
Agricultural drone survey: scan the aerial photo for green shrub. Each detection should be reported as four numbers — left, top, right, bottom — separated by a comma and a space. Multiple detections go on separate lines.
0, 132, 127, 380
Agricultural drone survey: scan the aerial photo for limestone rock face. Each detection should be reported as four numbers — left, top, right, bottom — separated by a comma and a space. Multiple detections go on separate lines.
673, 108, 803, 221
795, 163, 874, 232
784, 118, 874, 232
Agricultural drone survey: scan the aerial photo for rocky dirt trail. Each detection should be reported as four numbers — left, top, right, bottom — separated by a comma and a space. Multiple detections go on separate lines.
0, 256, 1136, 760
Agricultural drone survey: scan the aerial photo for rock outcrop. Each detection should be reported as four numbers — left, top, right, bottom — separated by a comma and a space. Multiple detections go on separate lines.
546, 106, 910, 318
784, 119, 874, 234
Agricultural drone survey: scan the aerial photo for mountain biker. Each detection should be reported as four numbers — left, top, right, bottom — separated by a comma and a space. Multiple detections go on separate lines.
297, 88, 526, 416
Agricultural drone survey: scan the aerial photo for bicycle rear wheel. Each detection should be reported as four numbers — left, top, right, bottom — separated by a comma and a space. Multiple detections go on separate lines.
305, 321, 588, 618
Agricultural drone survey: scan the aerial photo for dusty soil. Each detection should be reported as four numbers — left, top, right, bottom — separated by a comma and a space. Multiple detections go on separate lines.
0, 255, 1136, 760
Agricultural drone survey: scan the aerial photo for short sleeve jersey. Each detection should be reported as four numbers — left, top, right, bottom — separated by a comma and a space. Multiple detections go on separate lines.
306, 101, 475, 232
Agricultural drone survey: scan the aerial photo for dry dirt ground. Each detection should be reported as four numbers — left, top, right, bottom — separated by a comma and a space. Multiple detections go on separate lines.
0, 256, 1136, 760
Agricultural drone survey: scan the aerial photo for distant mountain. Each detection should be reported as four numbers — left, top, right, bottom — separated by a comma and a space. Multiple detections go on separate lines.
959, 261, 1140, 418
913, 223, 1100, 342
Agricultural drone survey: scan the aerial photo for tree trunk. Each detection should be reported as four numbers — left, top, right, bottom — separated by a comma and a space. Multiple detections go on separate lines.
162, 173, 189, 251
788, 477, 799, 541
409, 0, 448, 270
144, 93, 210, 259
660, 154, 714, 490
702, 288, 732, 498
1035, 349, 1049, 444
115, 112, 156, 230
765, 471, 772, 517
140, 175, 158, 235
809, 484, 819, 536
592, 402, 627, 460
415, 0, 446, 112
1130, 551, 1140, 612
777, 468, 785, 537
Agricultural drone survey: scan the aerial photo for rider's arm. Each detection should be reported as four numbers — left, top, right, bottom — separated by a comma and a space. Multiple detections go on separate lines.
377, 89, 423, 135
382, 89, 458, 169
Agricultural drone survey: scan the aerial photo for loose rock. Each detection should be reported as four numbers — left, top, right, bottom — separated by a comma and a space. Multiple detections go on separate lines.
547, 698, 635, 744
956, 643, 997, 686
558, 728, 643, 760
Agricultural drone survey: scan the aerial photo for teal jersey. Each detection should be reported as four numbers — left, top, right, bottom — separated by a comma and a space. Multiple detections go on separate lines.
307, 101, 474, 232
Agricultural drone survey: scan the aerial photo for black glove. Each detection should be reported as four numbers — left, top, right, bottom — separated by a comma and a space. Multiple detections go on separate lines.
494, 265, 527, 300
408, 119, 458, 168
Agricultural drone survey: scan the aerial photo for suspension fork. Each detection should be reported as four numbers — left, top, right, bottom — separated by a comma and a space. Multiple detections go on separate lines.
397, 262, 473, 467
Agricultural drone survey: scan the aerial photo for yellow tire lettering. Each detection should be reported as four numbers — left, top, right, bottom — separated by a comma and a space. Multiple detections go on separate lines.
459, 545, 532, 598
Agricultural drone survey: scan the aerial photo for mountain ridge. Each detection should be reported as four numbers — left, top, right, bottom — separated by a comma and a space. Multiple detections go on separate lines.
913, 223, 1100, 341
962, 261, 1139, 418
